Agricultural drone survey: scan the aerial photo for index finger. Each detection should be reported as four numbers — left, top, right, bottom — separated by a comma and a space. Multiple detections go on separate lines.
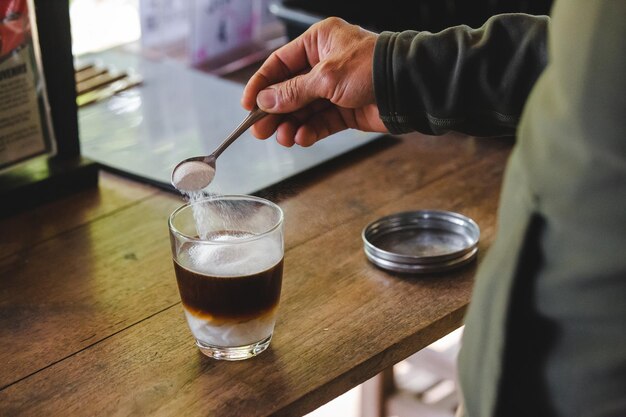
241, 31, 320, 110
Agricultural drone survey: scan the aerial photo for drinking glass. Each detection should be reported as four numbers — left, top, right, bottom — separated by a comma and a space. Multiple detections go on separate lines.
169, 195, 284, 360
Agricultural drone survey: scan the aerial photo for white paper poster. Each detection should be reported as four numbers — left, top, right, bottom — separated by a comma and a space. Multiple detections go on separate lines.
189, 0, 253, 65
0, 0, 54, 170
139, 0, 284, 67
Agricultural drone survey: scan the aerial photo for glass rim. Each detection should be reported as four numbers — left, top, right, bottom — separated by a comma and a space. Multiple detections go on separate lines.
168, 194, 284, 245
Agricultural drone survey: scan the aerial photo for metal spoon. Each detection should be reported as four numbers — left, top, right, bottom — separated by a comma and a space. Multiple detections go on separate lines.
171, 107, 268, 191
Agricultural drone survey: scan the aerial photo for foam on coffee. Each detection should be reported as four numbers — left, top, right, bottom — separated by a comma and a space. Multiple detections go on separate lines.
180, 236, 282, 277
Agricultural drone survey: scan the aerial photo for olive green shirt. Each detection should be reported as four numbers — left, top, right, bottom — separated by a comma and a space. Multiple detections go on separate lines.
374, 2, 626, 416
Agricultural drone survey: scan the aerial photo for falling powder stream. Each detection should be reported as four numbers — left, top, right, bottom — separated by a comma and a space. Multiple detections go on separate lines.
182, 188, 245, 240
183, 190, 214, 239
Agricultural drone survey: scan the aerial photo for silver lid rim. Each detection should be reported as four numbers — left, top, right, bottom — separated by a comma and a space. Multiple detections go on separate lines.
365, 246, 478, 274
362, 210, 480, 273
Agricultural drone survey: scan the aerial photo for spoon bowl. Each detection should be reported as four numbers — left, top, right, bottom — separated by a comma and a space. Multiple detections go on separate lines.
171, 107, 267, 191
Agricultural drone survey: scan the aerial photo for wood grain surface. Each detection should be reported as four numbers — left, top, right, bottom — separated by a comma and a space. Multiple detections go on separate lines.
0, 133, 513, 416
0, 172, 158, 259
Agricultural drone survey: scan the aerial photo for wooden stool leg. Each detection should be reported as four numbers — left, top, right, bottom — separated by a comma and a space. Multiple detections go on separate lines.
360, 367, 395, 417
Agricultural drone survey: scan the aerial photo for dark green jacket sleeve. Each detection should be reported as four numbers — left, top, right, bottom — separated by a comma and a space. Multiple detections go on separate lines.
373, 14, 549, 137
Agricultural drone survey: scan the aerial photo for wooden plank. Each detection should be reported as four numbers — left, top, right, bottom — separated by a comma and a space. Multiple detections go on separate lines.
0, 192, 181, 389
75, 72, 128, 96
258, 133, 511, 249
0, 147, 509, 416
0, 134, 510, 390
0, 172, 158, 259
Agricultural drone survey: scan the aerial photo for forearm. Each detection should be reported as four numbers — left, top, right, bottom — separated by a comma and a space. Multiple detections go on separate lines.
374, 13, 549, 137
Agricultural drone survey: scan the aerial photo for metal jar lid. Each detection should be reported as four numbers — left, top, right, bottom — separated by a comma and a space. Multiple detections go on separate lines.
362, 210, 480, 273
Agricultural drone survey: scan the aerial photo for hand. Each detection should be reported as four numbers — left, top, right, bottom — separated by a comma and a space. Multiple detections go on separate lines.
241, 17, 388, 147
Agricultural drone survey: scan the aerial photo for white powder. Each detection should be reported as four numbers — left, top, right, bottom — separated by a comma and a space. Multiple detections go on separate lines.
172, 161, 215, 191
181, 190, 220, 239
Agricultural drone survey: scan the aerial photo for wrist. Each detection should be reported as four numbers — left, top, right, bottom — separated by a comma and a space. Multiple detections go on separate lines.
373, 32, 415, 134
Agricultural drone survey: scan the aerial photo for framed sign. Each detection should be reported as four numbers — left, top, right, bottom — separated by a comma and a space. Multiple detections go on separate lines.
0, 0, 98, 217
0, 0, 54, 170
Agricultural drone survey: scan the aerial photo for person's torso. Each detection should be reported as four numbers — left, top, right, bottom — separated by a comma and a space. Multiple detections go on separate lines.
459, 2, 626, 416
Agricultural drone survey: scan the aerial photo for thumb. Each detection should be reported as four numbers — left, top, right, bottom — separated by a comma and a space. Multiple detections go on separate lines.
256, 73, 319, 113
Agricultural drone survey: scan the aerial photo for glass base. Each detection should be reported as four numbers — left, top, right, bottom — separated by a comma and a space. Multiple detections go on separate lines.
195, 335, 272, 361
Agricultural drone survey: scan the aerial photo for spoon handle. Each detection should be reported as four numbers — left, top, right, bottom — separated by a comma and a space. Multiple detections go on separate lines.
212, 107, 268, 159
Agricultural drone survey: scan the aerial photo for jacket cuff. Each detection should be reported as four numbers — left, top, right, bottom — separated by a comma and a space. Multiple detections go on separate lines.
373, 31, 415, 135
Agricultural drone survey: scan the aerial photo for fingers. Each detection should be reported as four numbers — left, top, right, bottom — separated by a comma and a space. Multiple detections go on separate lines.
258, 103, 351, 147
251, 99, 327, 141
242, 33, 314, 111
241, 17, 373, 144
250, 114, 284, 139
293, 107, 350, 146
256, 70, 327, 113
276, 117, 299, 147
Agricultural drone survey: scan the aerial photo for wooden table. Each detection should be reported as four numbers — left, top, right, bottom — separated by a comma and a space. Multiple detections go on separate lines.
0, 132, 512, 416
